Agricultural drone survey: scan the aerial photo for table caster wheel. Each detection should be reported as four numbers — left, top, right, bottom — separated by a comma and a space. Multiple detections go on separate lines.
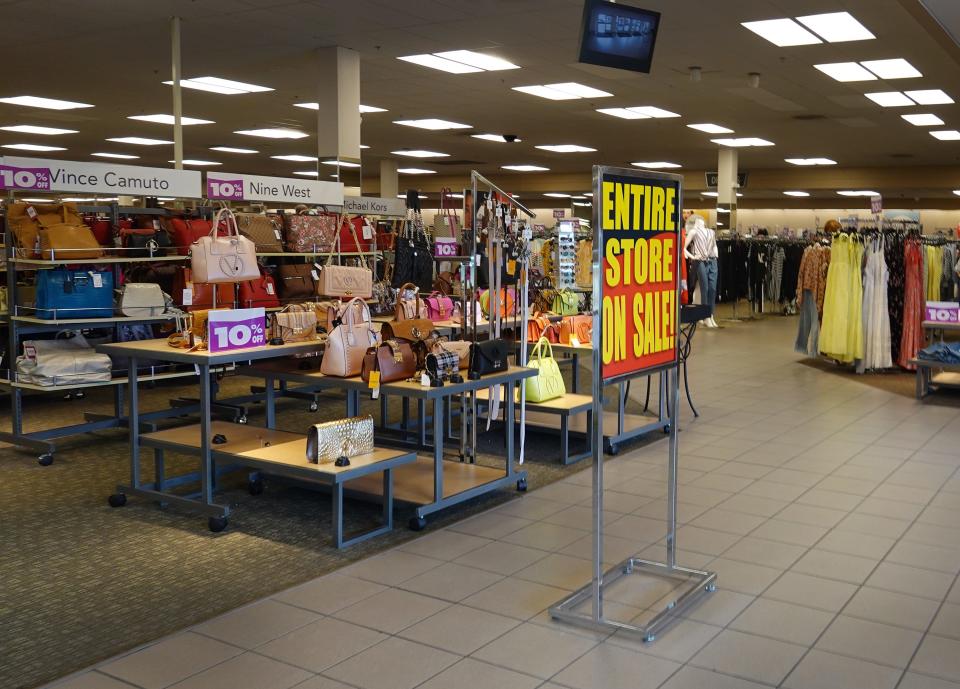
643, 634, 656, 643
705, 583, 717, 592
248, 479, 264, 496
606, 443, 619, 455
663, 425, 671, 434
75, 390, 85, 399
516, 478, 528, 492
309, 402, 319, 412
409, 516, 427, 531
108, 493, 127, 508
237, 416, 248, 425
38, 453, 54, 466
208, 516, 229, 533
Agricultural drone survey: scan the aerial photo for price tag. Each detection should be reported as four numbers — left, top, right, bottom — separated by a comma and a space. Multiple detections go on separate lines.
24, 344, 37, 360
507, 259, 517, 275
362, 222, 374, 240
91, 273, 103, 288
182, 288, 193, 306
266, 282, 275, 295
570, 335, 581, 347
26, 206, 37, 219
207, 308, 267, 353
311, 269, 320, 281
368, 371, 380, 388
420, 372, 430, 387
274, 229, 282, 240
313, 262, 322, 271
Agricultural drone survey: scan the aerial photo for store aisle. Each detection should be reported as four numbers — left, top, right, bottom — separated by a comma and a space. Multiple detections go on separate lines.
45, 317, 960, 689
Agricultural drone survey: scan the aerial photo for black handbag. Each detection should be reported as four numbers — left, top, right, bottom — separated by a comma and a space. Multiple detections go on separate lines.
391, 214, 433, 293
123, 228, 172, 258
468, 338, 510, 379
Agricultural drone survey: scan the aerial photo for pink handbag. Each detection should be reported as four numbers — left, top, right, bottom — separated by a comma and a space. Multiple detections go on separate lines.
425, 292, 455, 320
190, 208, 259, 284
317, 215, 373, 299
320, 297, 378, 377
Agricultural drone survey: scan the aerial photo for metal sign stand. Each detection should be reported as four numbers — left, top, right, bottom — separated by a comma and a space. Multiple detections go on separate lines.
550, 165, 716, 642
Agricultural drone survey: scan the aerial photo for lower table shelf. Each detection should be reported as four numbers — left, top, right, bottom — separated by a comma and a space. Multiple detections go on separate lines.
346, 456, 507, 505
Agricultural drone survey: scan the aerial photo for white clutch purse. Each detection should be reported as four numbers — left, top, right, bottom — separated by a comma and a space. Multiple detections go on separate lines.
120, 283, 165, 318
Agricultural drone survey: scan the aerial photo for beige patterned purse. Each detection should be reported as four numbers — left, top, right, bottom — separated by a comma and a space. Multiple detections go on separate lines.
306, 415, 374, 464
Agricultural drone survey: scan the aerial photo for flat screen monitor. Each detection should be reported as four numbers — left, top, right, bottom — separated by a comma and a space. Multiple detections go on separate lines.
578, 0, 661, 74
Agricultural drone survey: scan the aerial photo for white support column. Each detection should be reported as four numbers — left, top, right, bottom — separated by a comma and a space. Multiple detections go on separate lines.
717, 148, 738, 230
316, 46, 361, 183
379, 159, 398, 198
171, 16, 183, 170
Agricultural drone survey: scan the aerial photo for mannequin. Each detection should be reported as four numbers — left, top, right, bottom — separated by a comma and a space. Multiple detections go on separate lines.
684, 215, 719, 327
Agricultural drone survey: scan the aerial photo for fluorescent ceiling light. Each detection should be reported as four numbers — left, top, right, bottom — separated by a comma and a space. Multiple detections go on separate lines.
571, 195, 588, 200
391, 149, 449, 158
271, 154, 318, 162
398, 54, 481, 74
861, 58, 922, 80
716, 208, 730, 213
741, 18, 821, 47
397, 168, 436, 174
815, 62, 877, 82
837, 190, 879, 196
796, 12, 875, 42
501, 164, 549, 171
394, 118, 471, 130
397, 194, 427, 199
597, 108, 649, 119
235, 128, 308, 139
931, 130, 960, 141
163, 76, 272, 94
584, 192, 593, 197
321, 160, 361, 167
0, 124, 76, 135
210, 146, 258, 154
785, 158, 837, 165
902, 113, 944, 126
106, 136, 172, 145
701, 192, 719, 197
544, 193, 571, 198
905, 89, 954, 105
711, 137, 774, 147
632, 161, 681, 169
91, 152, 138, 159
953, 190, 960, 197
629, 106, 680, 118
865, 91, 914, 107
573, 202, 592, 207
535, 144, 597, 153
128, 114, 214, 125
167, 159, 221, 166
59, 197, 95, 202
295, 103, 388, 113
449, 193, 464, 199
2, 143, 65, 151
473, 133, 522, 142
513, 82, 613, 100
784, 191, 811, 197
0, 95, 93, 110
360, 144, 370, 149
359, 104, 388, 113
294, 171, 319, 177
19, 198, 52, 203
688, 123, 734, 134
433, 50, 519, 71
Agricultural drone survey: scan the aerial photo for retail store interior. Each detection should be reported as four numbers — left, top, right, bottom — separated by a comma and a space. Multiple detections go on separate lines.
5, 0, 960, 688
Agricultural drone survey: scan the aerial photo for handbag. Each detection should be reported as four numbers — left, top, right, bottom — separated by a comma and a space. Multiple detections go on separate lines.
120, 227, 172, 257
426, 349, 460, 380
16, 333, 112, 386
235, 212, 284, 252
532, 275, 556, 315
8, 202, 89, 258
172, 267, 234, 311
433, 339, 470, 369
320, 297, 377, 377
39, 222, 104, 261
166, 217, 219, 256
479, 288, 517, 318
527, 316, 552, 342
525, 337, 566, 402
361, 339, 416, 383
576, 239, 593, 288
271, 304, 320, 343
306, 415, 374, 464
282, 213, 338, 253
190, 308, 228, 344
552, 288, 579, 316
82, 215, 113, 246
338, 215, 375, 253
425, 292, 455, 321
35, 269, 114, 319
469, 338, 510, 378
370, 280, 395, 317
190, 208, 259, 283
318, 217, 373, 298
572, 314, 592, 344
391, 213, 434, 292
277, 264, 316, 300
239, 274, 280, 309
380, 319, 434, 344
120, 283, 165, 318
394, 282, 428, 320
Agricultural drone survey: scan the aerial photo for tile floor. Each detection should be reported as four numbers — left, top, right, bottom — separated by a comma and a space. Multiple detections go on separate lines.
44, 317, 960, 689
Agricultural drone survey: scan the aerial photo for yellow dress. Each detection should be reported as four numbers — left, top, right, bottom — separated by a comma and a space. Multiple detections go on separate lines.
926, 245, 943, 302
819, 234, 864, 363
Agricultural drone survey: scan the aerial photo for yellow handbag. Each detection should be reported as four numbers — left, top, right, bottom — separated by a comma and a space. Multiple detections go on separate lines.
525, 337, 566, 402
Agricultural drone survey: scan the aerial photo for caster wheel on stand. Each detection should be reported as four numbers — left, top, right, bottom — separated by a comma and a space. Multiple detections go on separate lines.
248, 479, 264, 496
309, 402, 319, 412
606, 443, 620, 455
237, 416, 248, 425
663, 424, 671, 434
208, 516, 229, 533
516, 478, 528, 492
408, 516, 427, 531
38, 453, 54, 466
108, 493, 127, 508
643, 634, 656, 643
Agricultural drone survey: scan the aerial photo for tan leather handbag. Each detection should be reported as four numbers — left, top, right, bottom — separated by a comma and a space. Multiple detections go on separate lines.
235, 212, 284, 252
7, 202, 95, 258
317, 215, 373, 298
320, 297, 377, 377
394, 282, 428, 320
190, 208, 259, 284
271, 304, 320, 343
361, 339, 417, 383
433, 339, 471, 369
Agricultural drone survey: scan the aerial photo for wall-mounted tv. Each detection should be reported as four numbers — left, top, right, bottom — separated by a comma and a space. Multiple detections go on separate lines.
578, 0, 661, 74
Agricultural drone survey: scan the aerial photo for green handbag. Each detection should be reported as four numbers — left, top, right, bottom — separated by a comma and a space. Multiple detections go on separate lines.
525, 337, 566, 403
552, 288, 579, 316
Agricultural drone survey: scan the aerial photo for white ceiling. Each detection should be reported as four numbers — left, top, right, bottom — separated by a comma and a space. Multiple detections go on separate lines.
2, 0, 960, 197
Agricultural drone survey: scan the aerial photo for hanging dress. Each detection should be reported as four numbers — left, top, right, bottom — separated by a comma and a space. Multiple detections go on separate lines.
885, 233, 905, 364
859, 237, 892, 371
899, 240, 924, 369
820, 234, 863, 363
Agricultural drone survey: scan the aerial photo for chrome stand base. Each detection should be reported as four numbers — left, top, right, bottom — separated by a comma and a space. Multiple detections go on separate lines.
550, 558, 716, 642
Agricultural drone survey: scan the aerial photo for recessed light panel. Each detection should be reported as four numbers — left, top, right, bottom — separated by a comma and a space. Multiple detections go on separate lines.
865, 92, 914, 107
271, 154, 318, 162
168, 159, 220, 166
128, 114, 214, 125
397, 168, 436, 174
513, 85, 579, 101
784, 191, 811, 197
688, 123, 734, 134
535, 144, 597, 153
711, 137, 774, 147
394, 119, 471, 130
391, 150, 449, 158
513, 83, 613, 100
814, 62, 876, 82
163, 77, 273, 94
953, 190, 960, 197
931, 130, 960, 141
473, 134, 522, 142
905, 89, 954, 105
397, 194, 428, 199
632, 162, 681, 169
0, 95, 93, 110
398, 54, 482, 74
860, 58, 922, 80
294, 171, 319, 177
629, 106, 680, 118
741, 18, 822, 47
106, 137, 173, 145
0, 124, 77, 135
701, 192, 719, 197
501, 164, 549, 171
91, 152, 139, 159
785, 158, 837, 165
234, 128, 308, 139
433, 50, 519, 71
902, 113, 944, 126
321, 160, 361, 168
837, 190, 879, 196
597, 108, 649, 119
796, 12, 875, 42
544, 193, 571, 198
2, 143, 66, 151
359, 104, 388, 113
295, 102, 389, 113
210, 146, 258, 154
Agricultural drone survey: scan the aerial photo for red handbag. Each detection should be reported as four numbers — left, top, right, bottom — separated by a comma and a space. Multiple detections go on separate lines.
166, 218, 225, 255
82, 216, 113, 246
238, 274, 280, 309
338, 215, 374, 253
172, 267, 234, 311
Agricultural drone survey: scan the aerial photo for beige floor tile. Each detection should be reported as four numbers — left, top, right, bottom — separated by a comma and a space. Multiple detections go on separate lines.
324, 637, 459, 689
783, 649, 902, 689
796, 489, 863, 512
871, 484, 937, 505
763, 468, 825, 488
714, 462, 776, 480
900, 672, 960, 689
631, 499, 710, 524
886, 541, 960, 574
398, 604, 519, 655
683, 589, 755, 627
256, 618, 387, 673
461, 577, 570, 621
193, 600, 320, 650
690, 509, 767, 536
718, 493, 790, 518
453, 540, 551, 575
931, 603, 960, 640
792, 549, 878, 584
689, 473, 756, 493
397, 530, 492, 561
414, 658, 541, 689
43, 672, 141, 689
706, 558, 783, 595
920, 506, 960, 528
867, 562, 955, 601
561, 532, 651, 564
98, 633, 243, 689
845, 587, 940, 631
273, 574, 386, 614
690, 629, 806, 685
721, 536, 807, 569
750, 519, 828, 547
541, 505, 621, 529
817, 529, 896, 560
659, 666, 771, 689
835, 512, 911, 539
291, 677, 360, 689
551, 644, 681, 689
675, 526, 743, 556
446, 512, 534, 539
763, 572, 858, 613
597, 490, 657, 514
167, 652, 312, 689
500, 520, 589, 551
672, 485, 734, 508
816, 615, 923, 668
912, 636, 960, 683
333, 587, 450, 634
513, 553, 593, 590
604, 514, 670, 542
730, 598, 834, 645
610, 617, 720, 660
339, 550, 444, 586
472, 622, 597, 679
776, 504, 848, 528
742, 480, 808, 502
599, 572, 685, 609
856, 496, 926, 521
906, 523, 960, 551
493, 496, 569, 521
399, 561, 503, 602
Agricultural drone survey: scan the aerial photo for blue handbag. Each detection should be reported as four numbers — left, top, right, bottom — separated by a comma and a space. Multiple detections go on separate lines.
35, 269, 114, 319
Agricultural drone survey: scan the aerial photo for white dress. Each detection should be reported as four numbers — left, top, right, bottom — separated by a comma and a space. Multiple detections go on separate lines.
859, 238, 893, 371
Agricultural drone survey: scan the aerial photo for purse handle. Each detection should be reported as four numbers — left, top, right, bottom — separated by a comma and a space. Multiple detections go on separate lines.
529, 336, 553, 364
395, 281, 421, 319
209, 207, 241, 238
